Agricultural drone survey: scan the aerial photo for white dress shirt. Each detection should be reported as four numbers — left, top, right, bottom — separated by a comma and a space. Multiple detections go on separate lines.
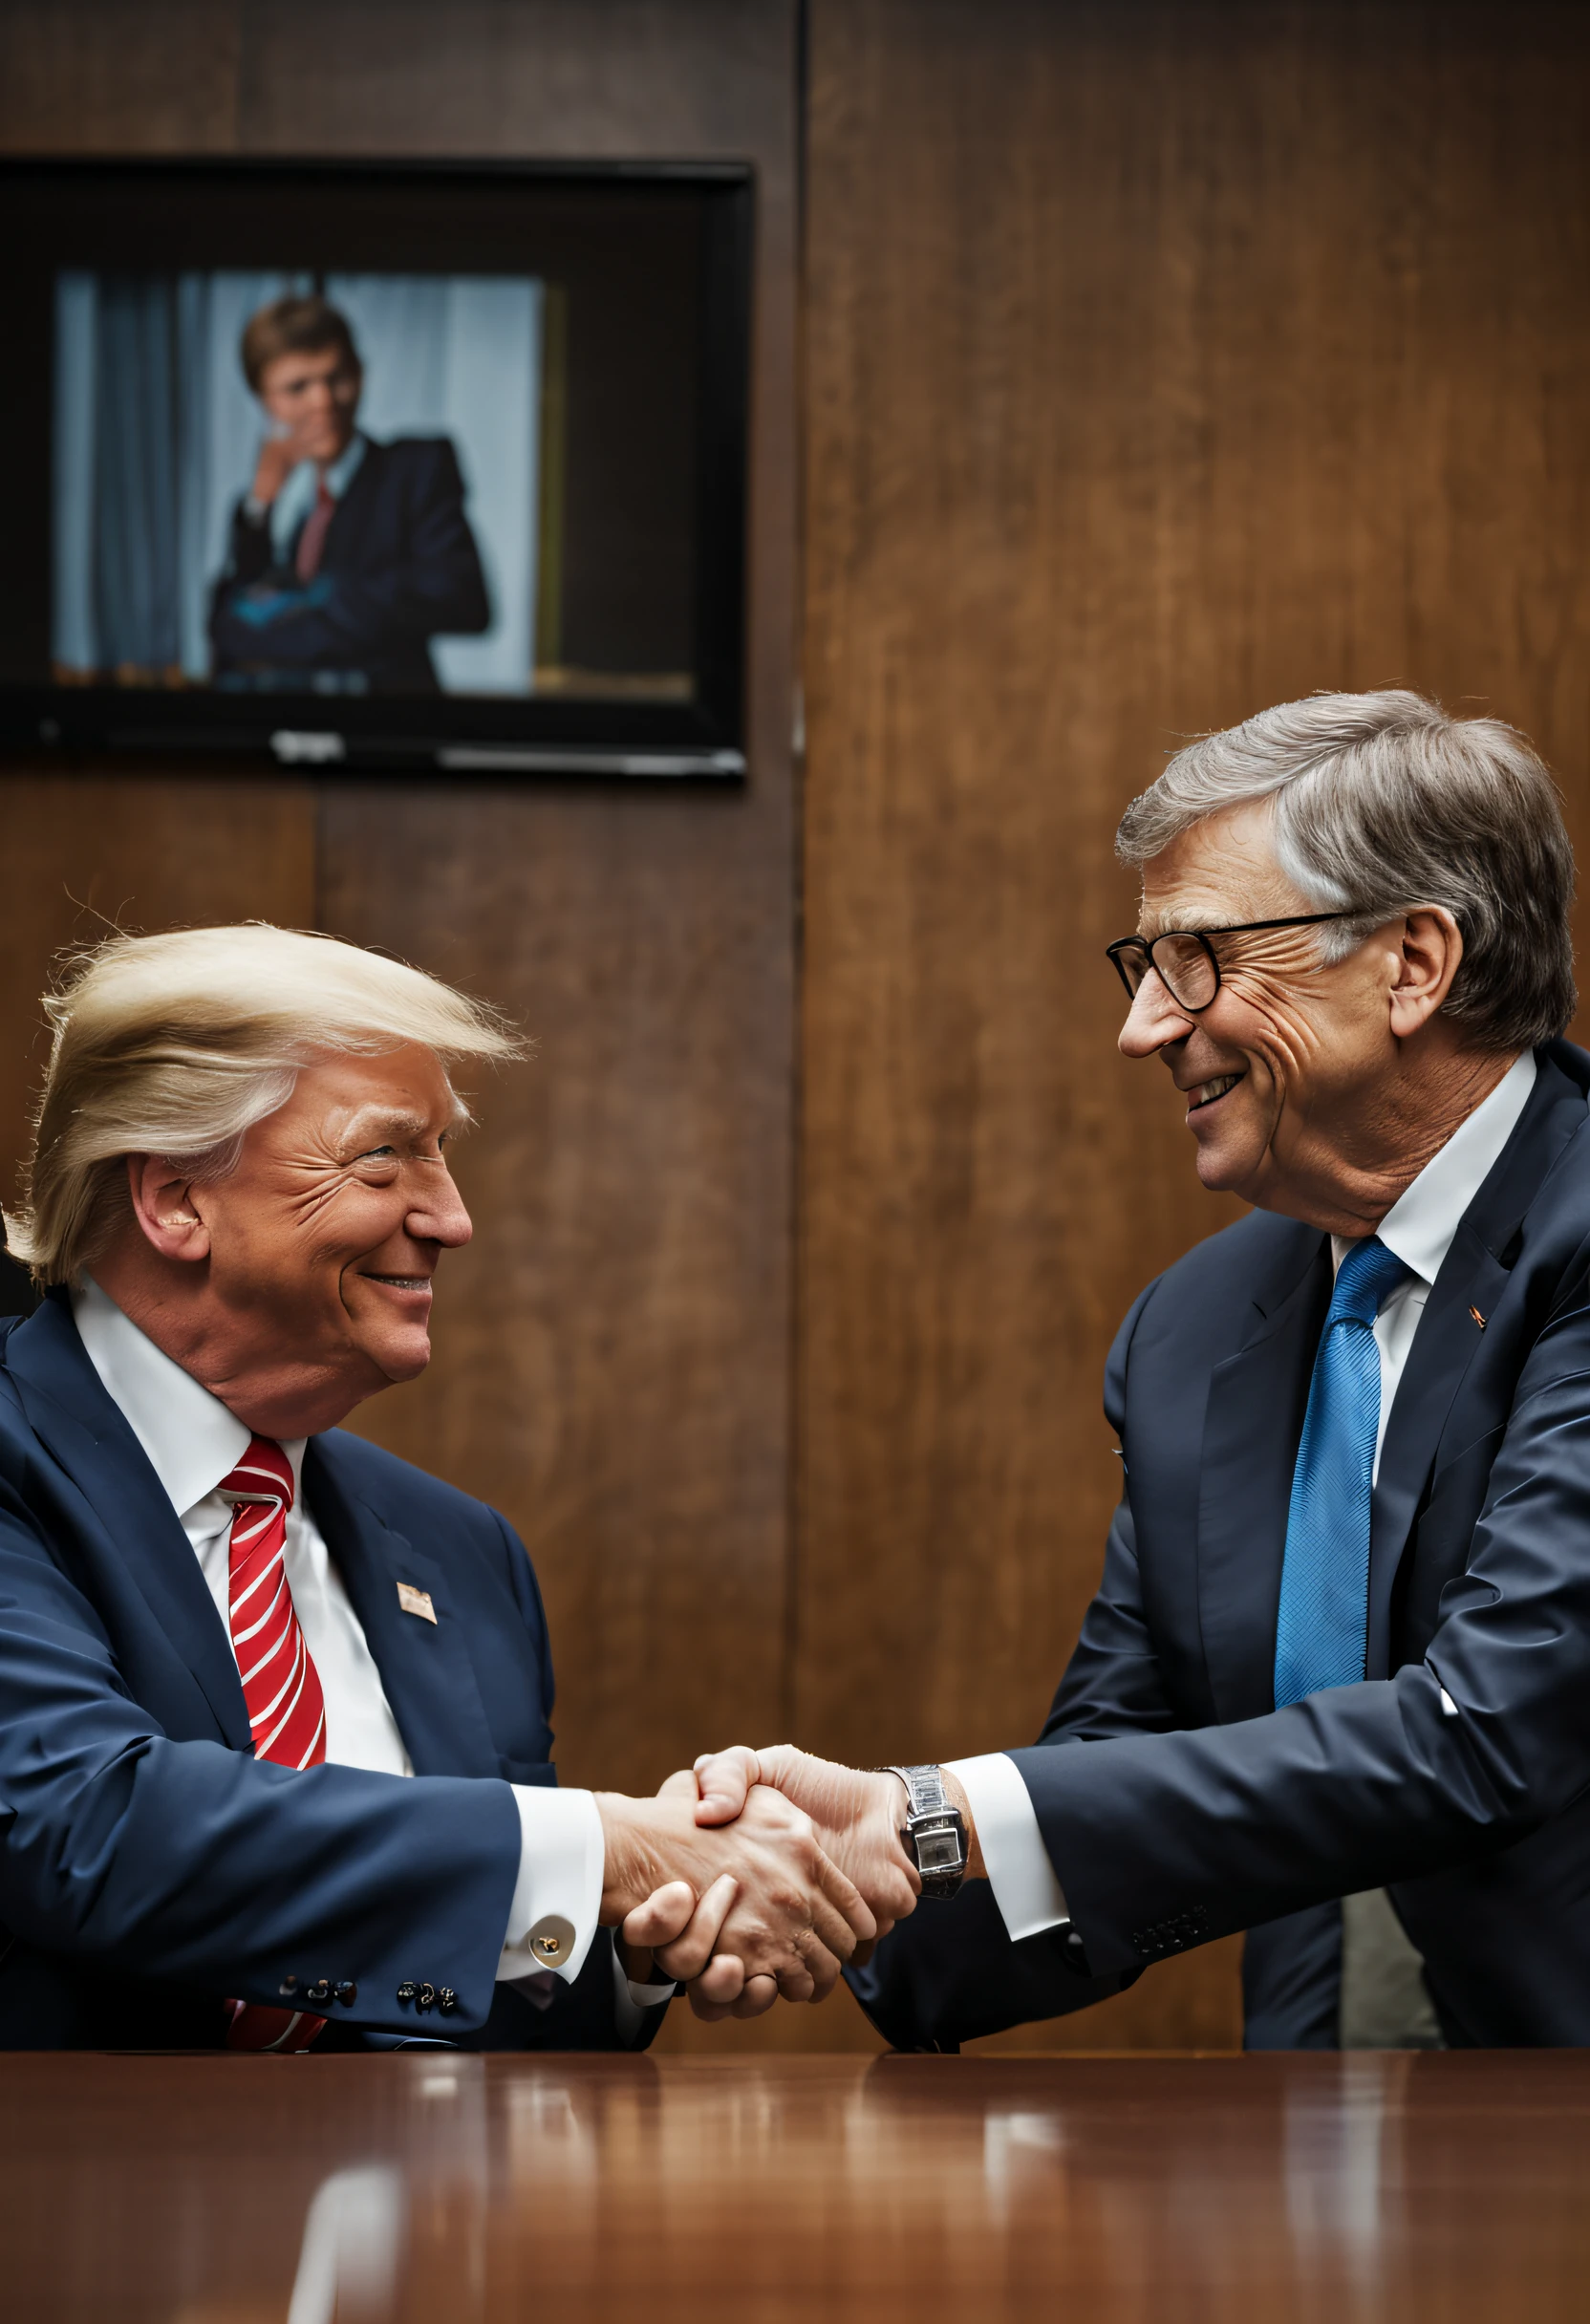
956, 1050, 1538, 1944
72, 1280, 669, 2031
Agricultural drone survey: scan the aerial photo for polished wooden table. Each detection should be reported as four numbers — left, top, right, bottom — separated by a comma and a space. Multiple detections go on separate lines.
3, 2050, 1586, 2320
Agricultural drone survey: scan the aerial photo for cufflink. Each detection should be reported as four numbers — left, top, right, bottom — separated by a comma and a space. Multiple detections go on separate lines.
527, 1915, 575, 1968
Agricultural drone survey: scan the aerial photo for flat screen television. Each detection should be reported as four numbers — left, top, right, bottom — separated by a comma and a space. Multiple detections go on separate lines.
0, 158, 751, 778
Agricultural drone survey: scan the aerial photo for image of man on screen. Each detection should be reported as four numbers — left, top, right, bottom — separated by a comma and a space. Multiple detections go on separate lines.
208, 296, 490, 696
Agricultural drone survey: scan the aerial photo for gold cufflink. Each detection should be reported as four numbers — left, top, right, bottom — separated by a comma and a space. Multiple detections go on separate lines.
527, 1915, 575, 1966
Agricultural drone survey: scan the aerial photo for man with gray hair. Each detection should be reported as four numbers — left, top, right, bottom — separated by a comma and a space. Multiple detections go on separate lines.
0, 925, 900, 2050
677, 688, 1590, 2050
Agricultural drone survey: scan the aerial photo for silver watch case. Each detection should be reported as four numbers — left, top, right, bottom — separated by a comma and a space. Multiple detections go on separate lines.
883, 1763, 968, 1899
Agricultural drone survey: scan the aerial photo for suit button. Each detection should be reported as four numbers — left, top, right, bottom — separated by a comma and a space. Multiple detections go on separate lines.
305, 1980, 332, 2007
333, 1981, 357, 2007
416, 1982, 437, 2013
278, 1975, 299, 1997
438, 1988, 458, 2013
396, 1981, 418, 2006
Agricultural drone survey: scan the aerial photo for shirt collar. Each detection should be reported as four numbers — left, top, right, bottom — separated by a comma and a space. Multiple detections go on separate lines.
72, 1278, 305, 1522
323, 430, 367, 499
1331, 1048, 1537, 1288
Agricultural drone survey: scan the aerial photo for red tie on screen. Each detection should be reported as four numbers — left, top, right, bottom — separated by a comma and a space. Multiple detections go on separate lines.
295, 478, 335, 580
222, 1436, 328, 2054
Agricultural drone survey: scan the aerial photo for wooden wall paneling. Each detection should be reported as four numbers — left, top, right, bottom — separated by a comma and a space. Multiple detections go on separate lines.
0, 776, 316, 1212
0, 0, 243, 150
797, 0, 1590, 2053
231, 0, 803, 1816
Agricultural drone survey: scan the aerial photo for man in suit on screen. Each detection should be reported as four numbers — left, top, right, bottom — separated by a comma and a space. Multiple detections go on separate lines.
669, 689, 1590, 2051
0, 925, 896, 2050
208, 295, 490, 695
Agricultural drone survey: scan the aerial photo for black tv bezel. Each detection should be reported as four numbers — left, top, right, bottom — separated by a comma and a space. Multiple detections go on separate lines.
0, 155, 753, 782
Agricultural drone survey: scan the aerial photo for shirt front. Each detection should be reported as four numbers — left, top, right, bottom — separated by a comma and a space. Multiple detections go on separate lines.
959, 1048, 1540, 1946
74, 1276, 411, 1776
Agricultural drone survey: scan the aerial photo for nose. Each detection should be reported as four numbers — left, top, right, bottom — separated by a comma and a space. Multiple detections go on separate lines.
1118, 969, 1196, 1060
407, 1160, 473, 1251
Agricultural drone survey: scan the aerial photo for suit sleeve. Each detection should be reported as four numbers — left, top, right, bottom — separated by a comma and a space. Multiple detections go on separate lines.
208, 441, 490, 667
1008, 1258, 1590, 1980
0, 1476, 523, 2036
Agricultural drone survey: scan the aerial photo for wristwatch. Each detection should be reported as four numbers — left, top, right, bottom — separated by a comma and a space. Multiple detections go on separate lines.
882, 1764, 968, 1899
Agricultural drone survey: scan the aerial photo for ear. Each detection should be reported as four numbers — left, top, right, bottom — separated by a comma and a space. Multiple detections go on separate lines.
1386, 907, 1464, 1040
125, 1155, 212, 1265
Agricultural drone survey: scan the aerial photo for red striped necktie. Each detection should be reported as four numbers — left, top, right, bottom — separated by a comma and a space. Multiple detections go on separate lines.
222, 1435, 328, 2053
295, 477, 336, 580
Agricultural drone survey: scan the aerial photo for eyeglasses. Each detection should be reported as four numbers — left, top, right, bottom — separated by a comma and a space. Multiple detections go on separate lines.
1106, 914, 1352, 1013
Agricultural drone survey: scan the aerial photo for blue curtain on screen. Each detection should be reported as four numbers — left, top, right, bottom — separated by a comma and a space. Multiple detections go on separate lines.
53, 270, 540, 691
54, 269, 301, 679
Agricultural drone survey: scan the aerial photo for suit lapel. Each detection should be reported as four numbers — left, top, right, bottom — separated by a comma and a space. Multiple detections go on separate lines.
4, 1298, 250, 1748
1365, 1048, 1590, 1671
303, 1436, 501, 1777
1364, 1227, 1506, 1674
1196, 1229, 1332, 1723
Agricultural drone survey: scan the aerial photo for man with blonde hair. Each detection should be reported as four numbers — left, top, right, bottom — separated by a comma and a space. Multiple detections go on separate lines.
0, 925, 902, 2050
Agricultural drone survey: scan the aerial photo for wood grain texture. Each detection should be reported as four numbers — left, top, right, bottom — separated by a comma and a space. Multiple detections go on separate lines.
0, 0, 243, 149
249, 0, 804, 1806
0, 771, 315, 1211
6, 2050, 1590, 2320
796, 0, 1590, 2052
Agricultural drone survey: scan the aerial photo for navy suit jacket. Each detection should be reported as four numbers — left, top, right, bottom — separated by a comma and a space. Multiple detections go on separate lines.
851, 1040, 1590, 2051
209, 437, 490, 694
0, 1295, 658, 2052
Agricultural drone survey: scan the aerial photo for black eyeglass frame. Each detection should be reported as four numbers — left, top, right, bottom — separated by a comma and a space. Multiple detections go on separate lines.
1106, 913, 1353, 1011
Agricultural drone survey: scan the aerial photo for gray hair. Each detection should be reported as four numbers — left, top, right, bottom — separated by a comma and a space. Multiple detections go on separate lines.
1115, 689, 1576, 1052
7, 923, 524, 1288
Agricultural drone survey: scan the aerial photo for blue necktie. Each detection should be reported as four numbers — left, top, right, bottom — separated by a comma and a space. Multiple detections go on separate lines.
1274, 1236, 1410, 1708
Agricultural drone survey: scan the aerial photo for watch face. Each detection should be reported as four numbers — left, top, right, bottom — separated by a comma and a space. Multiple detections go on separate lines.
915, 1828, 963, 1875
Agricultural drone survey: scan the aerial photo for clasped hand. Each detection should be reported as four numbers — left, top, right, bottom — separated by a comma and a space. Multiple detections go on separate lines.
602, 1748, 920, 2020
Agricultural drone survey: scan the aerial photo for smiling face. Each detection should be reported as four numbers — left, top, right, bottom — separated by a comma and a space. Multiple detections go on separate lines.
258, 341, 362, 467
105, 1043, 475, 1437
1116, 804, 1483, 1231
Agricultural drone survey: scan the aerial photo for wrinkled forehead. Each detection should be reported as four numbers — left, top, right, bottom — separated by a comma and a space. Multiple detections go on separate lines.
266, 1045, 468, 1148
1135, 801, 1305, 937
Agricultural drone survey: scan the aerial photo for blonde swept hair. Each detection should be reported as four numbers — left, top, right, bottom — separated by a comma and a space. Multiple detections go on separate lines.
6, 924, 523, 1289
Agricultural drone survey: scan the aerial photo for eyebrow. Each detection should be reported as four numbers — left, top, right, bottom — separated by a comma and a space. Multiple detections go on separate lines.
341, 1102, 467, 1148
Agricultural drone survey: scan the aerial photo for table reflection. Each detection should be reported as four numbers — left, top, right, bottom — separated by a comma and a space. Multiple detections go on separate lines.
3, 2050, 1588, 2321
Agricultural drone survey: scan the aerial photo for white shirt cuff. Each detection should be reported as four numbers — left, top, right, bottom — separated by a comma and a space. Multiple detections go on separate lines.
945, 1752, 1069, 1942
497, 1785, 603, 1984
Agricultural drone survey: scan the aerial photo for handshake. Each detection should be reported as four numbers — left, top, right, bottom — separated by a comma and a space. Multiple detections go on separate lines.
595, 1747, 982, 2019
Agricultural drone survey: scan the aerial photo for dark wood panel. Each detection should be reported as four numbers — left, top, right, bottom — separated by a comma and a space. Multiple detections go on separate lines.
234, 0, 790, 156
315, 778, 796, 1799
0, 0, 242, 148
797, 0, 1590, 2052
250, 0, 803, 1814
0, 770, 316, 1206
